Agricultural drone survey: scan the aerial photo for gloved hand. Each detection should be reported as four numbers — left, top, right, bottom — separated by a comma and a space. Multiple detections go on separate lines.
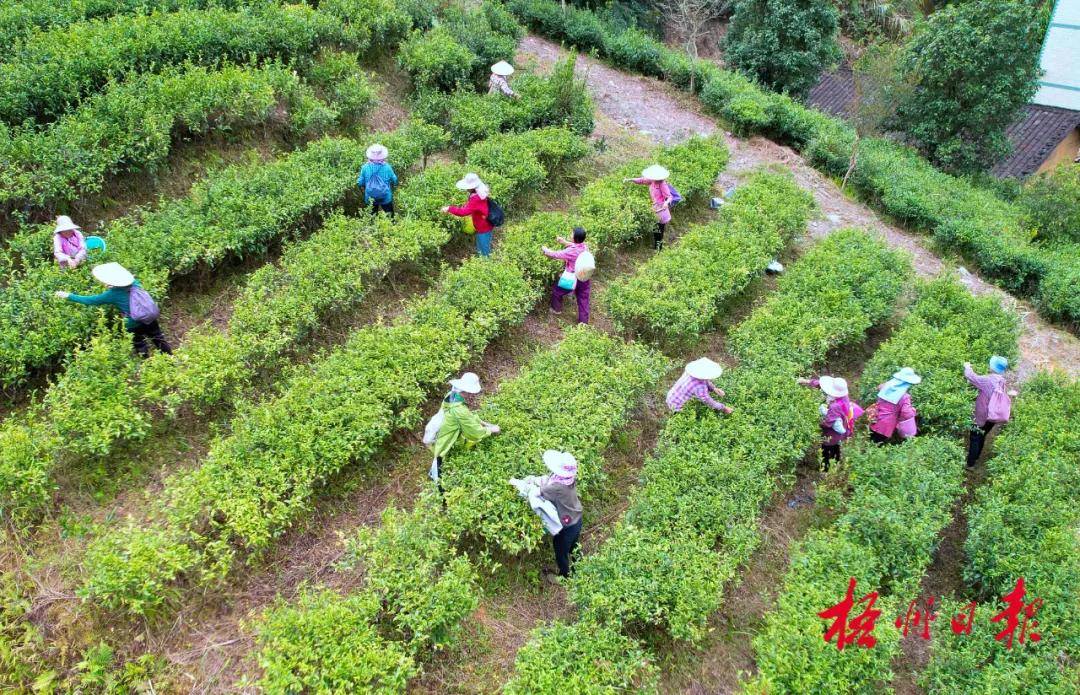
54, 291, 70, 299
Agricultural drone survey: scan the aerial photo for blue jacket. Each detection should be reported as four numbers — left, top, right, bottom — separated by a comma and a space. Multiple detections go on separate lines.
357, 161, 398, 204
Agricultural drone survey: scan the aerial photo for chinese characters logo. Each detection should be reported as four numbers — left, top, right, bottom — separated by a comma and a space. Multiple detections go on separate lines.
819, 577, 1041, 650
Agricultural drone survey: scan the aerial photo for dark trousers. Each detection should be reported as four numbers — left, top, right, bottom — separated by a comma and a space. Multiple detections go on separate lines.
131, 320, 172, 358
653, 222, 667, 250
552, 519, 582, 577
822, 444, 841, 470
967, 422, 996, 467
870, 431, 892, 445
370, 199, 395, 218
551, 279, 591, 324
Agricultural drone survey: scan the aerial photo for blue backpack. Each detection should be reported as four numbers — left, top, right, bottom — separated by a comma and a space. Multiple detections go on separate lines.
363, 165, 391, 203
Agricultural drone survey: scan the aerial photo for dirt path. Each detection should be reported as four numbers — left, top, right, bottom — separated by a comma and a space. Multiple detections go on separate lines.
518, 35, 1080, 384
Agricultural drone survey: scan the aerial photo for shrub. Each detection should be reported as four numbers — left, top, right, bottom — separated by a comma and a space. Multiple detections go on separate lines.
507, 620, 658, 694
923, 374, 1079, 693
506, 0, 1078, 328
729, 227, 910, 370
0, 5, 350, 124
892, 0, 1043, 174
398, 27, 475, 91
0, 63, 333, 210
746, 437, 965, 694
606, 169, 812, 343
304, 50, 380, 126
0, 136, 368, 388
859, 276, 1020, 438
725, 0, 842, 98
1020, 162, 1080, 244
256, 589, 417, 693
81, 124, 669, 615
0, 417, 54, 526
1034, 244, 1080, 325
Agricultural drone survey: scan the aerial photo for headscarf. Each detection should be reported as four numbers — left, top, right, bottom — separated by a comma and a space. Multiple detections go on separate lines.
877, 378, 911, 405
368, 155, 387, 164
548, 466, 577, 487
474, 181, 490, 200
989, 355, 1008, 374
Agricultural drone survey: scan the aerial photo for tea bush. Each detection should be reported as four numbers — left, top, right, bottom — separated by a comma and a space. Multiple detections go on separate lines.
397, 4, 522, 92
256, 589, 418, 693
0, 4, 349, 124
1020, 162, 1080, 244
0, 136, 367, 388
238, 142, 729, 684
80, 125, 690, 615
747, 436, 967, 694
507, 0, 1080, 327
506, 620, 658, 694
303, 50, 381, 127
398, 27, 476, 91
507, 229, 910, 689
729, 227, 910, 370
0, 0, 271, 50
0, 62, 340, 210
923, 374, 1080, 693
606, 170, 812, 342
4, 125, 587, 526
859, 276, 1020, 438
414, 55, 594, 147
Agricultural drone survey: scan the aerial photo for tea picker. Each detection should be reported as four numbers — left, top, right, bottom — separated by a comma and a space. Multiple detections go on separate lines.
626, 164, 681, 250
797, 375, 863, 469
666, 358, 734, 414
963, 356, 1017, 468
868, 367, 921, 444
54, 262, 172, 358
509, 450, 583, 582
424, 372, 501, 496
542, 226, 595, 324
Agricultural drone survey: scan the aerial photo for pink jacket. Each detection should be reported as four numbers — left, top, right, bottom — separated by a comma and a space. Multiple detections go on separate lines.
965, 365, 1006, 427
53, 230, 87, 266
543, 241, 587, 273
632, 178, 673, 224
869, 383, 917, 438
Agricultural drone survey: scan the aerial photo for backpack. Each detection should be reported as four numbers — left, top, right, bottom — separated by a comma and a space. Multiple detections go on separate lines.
486, 198, 505, 227
364, 167, 392, 203
575, 250, 596, 281
127, 285, 160, 324
666, 182, 683, 207
987, 381, 1012, 423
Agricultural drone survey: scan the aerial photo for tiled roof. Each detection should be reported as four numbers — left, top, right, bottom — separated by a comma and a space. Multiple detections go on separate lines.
992, 104, 1080, 179
806, 69, 1080, 179
805, 66, 856, 118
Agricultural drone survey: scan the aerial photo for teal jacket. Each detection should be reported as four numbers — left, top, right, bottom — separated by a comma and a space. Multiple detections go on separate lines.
67, 281, 142, 330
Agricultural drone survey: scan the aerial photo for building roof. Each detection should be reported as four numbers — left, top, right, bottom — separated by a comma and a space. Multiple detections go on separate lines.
1034, 0, 1080, 110
805, 65, 855, 119
806, 69, 1080, 179
992, 104, 1080, 179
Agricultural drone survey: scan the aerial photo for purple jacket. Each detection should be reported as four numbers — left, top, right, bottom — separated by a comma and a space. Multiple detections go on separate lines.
805, 378, 854, 446
869, 383, 917, 438
965, 365, 1006, 427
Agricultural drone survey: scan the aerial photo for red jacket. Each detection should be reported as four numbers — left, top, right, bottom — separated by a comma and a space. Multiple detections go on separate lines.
447, 194, 492, 233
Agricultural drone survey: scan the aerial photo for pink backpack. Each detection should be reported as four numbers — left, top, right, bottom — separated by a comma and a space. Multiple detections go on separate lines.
987, 381, 1012, 423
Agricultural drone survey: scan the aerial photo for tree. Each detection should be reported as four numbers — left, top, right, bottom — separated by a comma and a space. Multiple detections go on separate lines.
723, 0, 842, 97
654, 0, 730, 90
892, 0, 1043, 174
